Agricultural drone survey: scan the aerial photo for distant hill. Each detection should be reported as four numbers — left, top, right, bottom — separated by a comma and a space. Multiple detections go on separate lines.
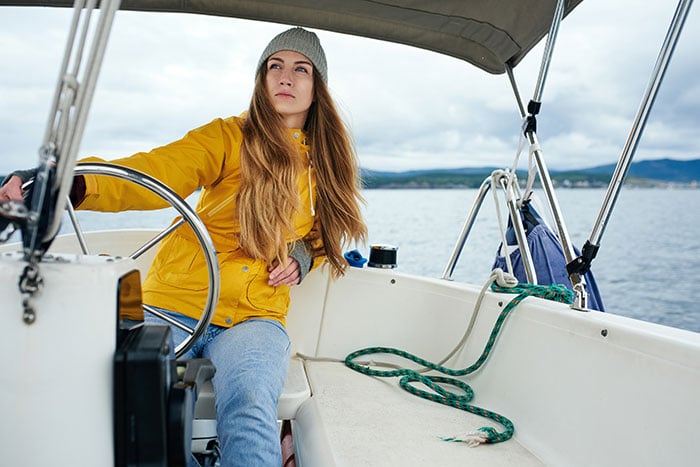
362, 158, 700, 189
579, 158, 700, 183
3, 158, 697, 190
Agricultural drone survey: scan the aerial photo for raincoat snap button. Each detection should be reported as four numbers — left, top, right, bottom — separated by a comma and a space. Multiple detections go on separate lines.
293, 132, 300, 139
225, 317, 232, 325
242, 266, 249, 272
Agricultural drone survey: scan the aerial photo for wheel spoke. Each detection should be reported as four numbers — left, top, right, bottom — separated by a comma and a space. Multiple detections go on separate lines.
64, 199, 90, 254
143, 304, 195, 336
129, 218, 185, 261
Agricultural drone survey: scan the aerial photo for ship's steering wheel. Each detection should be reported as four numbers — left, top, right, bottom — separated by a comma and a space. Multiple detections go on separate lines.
64, 163, 220, 357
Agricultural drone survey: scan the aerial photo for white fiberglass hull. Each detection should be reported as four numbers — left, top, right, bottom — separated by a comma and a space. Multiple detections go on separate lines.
1, 230, 699, 466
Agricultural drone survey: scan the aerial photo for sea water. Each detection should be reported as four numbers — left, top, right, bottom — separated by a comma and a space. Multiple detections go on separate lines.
45, 187, 700, 333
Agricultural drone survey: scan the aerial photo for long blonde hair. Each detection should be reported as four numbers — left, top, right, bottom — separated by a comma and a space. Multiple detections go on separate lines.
237, 67, 367, 277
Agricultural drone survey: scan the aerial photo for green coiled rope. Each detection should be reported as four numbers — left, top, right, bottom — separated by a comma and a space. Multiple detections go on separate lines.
344, 281, 575, 445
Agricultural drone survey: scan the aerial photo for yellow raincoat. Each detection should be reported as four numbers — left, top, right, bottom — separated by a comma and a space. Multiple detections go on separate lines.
77, 116, 322, 327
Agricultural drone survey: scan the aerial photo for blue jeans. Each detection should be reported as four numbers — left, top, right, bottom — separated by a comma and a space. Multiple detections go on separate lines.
144, 309, 291, 467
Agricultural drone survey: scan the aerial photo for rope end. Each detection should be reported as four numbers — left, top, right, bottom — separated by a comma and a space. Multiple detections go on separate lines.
439, 430, 489, 447
463, 430, 490, 447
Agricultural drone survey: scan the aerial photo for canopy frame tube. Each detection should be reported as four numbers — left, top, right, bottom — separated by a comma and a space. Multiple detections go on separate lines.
572, 0, 694, 279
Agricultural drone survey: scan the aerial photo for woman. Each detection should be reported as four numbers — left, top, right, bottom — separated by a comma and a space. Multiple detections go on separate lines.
1, 27, 367, 466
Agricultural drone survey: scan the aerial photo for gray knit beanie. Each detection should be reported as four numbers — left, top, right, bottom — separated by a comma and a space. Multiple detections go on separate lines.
257, 27, 328, 82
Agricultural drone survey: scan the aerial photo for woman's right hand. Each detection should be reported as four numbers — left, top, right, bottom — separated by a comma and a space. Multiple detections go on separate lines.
0, 176, 26, 202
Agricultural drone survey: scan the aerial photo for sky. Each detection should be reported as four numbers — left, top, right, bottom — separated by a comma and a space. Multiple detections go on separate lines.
0, 1, 698, 174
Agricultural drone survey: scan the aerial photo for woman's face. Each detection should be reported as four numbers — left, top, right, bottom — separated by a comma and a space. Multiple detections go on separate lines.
265, 50, 315, 129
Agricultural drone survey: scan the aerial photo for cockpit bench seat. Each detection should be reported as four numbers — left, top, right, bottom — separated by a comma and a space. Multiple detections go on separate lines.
291, 361, 544, 466
191, 356, 311, 453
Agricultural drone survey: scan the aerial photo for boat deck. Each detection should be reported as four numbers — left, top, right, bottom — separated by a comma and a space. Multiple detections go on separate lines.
292, 360, 544, 466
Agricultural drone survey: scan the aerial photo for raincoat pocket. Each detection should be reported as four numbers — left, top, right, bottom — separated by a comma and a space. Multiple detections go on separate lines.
244, 265, 291, 316
152, 233, 210, 292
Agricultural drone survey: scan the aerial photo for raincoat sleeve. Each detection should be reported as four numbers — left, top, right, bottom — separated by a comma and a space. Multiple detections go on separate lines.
76, 118, 241, 211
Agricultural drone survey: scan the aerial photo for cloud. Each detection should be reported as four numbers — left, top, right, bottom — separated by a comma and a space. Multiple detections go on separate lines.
0, 3, 698, 175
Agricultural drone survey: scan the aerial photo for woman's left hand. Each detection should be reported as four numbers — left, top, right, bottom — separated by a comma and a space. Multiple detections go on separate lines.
268, 258, 301, 287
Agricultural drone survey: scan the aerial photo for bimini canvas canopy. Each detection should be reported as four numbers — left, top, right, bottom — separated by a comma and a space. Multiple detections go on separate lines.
0, 0, 583, 74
